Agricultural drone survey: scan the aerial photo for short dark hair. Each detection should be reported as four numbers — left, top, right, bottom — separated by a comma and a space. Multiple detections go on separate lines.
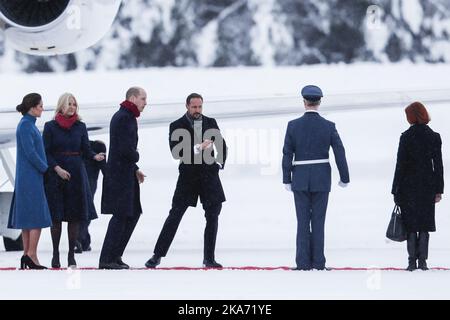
126, 87, 142, 100
186, 93, 203, 106
304, 99, 321, 107
16, 93, 42, 115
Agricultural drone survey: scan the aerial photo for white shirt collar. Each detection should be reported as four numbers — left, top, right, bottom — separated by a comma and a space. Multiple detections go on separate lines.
305, 110, 319, 113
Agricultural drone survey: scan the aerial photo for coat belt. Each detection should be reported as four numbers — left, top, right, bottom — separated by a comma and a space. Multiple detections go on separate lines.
56, 152, 81, 156
292, 159, 329, 166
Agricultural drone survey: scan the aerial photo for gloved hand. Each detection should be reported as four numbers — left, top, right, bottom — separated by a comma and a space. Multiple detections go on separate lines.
338, 181, 348, 188
284, 184, 292, 192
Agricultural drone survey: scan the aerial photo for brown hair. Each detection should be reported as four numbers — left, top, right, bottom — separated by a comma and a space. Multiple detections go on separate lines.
16, 93, 42, 115
405, 102, 430, 125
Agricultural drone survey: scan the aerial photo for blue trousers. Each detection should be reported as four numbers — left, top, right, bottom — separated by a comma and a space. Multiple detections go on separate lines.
293, 191, 329, 269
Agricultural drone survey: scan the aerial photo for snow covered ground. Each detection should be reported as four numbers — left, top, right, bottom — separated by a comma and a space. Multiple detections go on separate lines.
1, 64, 450, 300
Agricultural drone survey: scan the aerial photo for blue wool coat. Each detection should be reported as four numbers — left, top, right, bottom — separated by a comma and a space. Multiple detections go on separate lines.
8, 114, 52, 229
282, 112, 349, 192
43, 120, 97, 222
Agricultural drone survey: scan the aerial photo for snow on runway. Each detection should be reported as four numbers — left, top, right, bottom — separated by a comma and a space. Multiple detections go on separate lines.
3, 249, 450, 300
1, 65, 450, 299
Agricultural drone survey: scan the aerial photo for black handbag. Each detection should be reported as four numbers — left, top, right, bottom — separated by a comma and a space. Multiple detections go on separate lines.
386, 205, 407, 242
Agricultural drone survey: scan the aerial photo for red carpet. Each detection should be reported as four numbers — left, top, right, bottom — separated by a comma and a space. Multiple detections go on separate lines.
1, 266, 449, 271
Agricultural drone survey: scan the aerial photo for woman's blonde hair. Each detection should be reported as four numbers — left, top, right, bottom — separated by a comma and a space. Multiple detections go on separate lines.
54, 93, 81, 120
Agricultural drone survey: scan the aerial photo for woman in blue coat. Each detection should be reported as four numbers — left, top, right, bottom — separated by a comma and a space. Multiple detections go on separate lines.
8, 93, 52, 269
43, 93, 105, 268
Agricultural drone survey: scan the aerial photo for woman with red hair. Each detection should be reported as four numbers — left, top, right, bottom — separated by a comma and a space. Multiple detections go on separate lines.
392, 102, 444, 271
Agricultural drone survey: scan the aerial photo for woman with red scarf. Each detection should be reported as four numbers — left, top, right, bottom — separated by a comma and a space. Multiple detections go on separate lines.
43, 93, 105, 268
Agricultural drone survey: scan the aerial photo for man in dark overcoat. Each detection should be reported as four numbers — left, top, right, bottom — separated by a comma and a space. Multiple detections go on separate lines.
99, 87, 147, 269
145, 93, 227, 268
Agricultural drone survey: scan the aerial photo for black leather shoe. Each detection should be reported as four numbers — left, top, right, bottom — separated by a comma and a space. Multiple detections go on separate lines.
82, 245, 92, 252
116, 257, 130, 269
145, 255, 161, 268
291, 267, 312, 271
314, 267, 331, 271
23, 256, 47, 270
418, 259, 428, 271
99, 262, 128, 270
74, 241, 83, 254
20, 255, 26, 269
203, 260, 222, 268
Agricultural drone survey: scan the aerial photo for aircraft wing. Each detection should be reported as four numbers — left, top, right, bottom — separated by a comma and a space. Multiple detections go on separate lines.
1, 88, 450, 149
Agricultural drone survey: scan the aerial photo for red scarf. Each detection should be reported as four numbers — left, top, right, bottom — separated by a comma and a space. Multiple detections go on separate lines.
55, 113, 78, 130
120, 100, 140, 118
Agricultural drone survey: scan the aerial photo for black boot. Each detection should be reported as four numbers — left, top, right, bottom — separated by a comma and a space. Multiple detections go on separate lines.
406, 232, 418, 271
417, 232, 429, 271
145, 255, 161, 268
116, 257, 130, 269
418, 259, 428, 271
406, 258, 417, 271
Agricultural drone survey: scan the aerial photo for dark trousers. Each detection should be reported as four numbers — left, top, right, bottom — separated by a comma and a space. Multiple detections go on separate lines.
293, 191, 329, 269
99, 214, 140, 263
78, 219, 91, 249
153, 202, 222, 261
407, 232, 429, 260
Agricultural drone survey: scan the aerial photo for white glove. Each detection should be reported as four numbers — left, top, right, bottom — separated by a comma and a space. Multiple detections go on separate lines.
338, 181, 349, 188
284, 184, 292, 192
194, 141, 213, 154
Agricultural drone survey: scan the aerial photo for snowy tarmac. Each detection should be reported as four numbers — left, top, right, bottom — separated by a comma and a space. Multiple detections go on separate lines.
1, 65, 450, 299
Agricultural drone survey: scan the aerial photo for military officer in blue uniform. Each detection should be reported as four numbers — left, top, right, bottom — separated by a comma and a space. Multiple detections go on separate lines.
282, 85, 350, 271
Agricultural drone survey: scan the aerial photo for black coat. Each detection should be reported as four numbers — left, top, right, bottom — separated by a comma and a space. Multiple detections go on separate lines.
170, 114, 227, 208
43, 120, 97, 222
84, 140, 106, 195
101, 107, 142, 217
392, 124, 444, 232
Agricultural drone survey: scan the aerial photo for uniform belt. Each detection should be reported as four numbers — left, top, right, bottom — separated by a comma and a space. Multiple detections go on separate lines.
56, 152, 81, 156
292, 159, 329, 165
